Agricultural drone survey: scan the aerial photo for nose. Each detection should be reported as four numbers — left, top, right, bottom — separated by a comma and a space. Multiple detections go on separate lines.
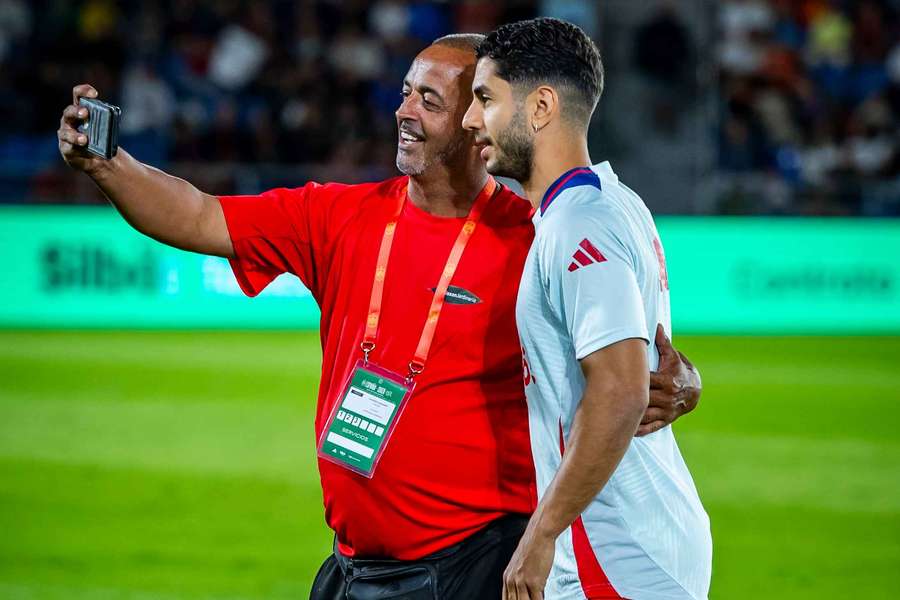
462, 98, 482, 132
396, 93, 418, 123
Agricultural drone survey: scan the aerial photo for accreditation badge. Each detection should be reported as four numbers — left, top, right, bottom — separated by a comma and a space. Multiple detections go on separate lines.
317, 360, 415, 478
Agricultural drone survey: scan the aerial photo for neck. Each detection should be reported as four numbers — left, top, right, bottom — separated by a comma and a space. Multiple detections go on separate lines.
408, 163, 489, 218
520, 134, 591, 210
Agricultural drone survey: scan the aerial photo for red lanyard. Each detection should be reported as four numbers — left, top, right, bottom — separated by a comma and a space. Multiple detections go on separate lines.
361, 177, 498, 381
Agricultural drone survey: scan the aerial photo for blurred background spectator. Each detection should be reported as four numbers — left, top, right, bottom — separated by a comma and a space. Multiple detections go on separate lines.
716, 0, 900, 214
2, 0, 898, 214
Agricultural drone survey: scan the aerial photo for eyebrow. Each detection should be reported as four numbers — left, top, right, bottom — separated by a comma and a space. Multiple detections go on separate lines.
402, 80, 445, 104
473, 84, 491, 97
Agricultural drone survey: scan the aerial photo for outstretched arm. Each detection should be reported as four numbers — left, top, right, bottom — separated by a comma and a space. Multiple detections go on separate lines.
58, 84, 233, 258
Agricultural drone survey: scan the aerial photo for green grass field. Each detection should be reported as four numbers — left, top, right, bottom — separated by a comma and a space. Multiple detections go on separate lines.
1, 332, 898, 599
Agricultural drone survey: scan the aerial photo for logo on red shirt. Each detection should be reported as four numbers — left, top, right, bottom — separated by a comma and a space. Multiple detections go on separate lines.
567, 238, 607, 272
428, 285, 482, 305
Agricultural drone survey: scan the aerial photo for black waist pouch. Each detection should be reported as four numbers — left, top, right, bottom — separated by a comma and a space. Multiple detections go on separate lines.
334, 514, 528, 600
346, 564, 437, 600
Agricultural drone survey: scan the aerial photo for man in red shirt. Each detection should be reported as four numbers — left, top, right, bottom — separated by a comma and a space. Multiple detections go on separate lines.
57, 34, 702, 599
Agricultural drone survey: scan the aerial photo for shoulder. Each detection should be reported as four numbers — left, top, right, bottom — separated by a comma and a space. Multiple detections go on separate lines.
537, 193, 633, 263
304, 175, 408, 204
539, 188, 621, 238
268, 176, 409, 225
483, 184, 533, 229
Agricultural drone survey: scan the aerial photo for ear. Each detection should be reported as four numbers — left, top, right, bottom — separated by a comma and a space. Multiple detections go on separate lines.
529, 85, 558, 132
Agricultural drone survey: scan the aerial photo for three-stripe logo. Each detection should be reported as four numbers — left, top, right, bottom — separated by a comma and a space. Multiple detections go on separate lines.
567, 238, 607, 272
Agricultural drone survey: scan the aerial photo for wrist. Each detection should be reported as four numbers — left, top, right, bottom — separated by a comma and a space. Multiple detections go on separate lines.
530, 509, 564, 543
86, 150, 123, 181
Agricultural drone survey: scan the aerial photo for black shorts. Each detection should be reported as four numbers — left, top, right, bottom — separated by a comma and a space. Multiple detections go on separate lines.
309, 514, 529, 600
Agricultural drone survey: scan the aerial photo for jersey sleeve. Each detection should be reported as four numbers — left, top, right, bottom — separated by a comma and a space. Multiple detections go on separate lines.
539, 213, 649, 360
218, 182, 337, 299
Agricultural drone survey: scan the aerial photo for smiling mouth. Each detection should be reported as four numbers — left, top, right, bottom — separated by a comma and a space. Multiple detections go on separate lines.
399, 130, 424, 146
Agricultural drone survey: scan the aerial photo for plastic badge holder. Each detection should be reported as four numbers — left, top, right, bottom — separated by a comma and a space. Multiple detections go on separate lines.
78, 97, 121, 160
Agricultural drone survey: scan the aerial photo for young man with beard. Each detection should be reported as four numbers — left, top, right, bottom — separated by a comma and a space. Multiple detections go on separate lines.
58, 34, 703, 599
463, 18, 712, 600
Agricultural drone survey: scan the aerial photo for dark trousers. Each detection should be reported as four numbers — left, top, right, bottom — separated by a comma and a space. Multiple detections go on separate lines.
309, 515, 529, 600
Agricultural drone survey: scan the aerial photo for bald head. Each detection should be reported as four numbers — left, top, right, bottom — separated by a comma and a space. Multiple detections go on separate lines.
411, 33, 483, 87
414, 43, 475, 74
432, 33, 485, 53
407, 43, 478, 110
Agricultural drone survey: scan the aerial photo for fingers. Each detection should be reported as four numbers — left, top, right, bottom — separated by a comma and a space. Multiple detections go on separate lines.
59, 86, 101, 168
641, 406, 670, 424
516, 581, 530, 600
72, 84, 98, 106
505, 572, 545, 600
647, 386, 667, 407
56, 126, 87, 165
59, 97, 91, 162
654, 324, 678, 374
679, 387, 700, 415
649, 370, 667, 390
636, 420, 666, 436
502, 577, 514, 600
504, 571, 530, 600
654, 323, 675, 357
649, 373, 681, 399
58, 123, 90, 166
62, 104, 90, 127
58, 126, 87, 147
654, 322, 666, 348
503, 581, 516, 600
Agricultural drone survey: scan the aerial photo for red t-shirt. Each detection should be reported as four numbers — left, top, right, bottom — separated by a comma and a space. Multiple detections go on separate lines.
218, 176, 537, 559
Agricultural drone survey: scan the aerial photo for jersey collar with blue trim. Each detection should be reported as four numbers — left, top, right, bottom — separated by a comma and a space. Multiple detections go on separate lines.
538, 165, 602, 217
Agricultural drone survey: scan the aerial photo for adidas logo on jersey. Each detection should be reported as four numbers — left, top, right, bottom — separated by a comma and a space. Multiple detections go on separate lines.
567, 238, 607, 272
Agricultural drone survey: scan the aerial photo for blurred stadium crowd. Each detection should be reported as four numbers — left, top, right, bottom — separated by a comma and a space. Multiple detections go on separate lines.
2, 0, 899, 213
716, 0, 900, 214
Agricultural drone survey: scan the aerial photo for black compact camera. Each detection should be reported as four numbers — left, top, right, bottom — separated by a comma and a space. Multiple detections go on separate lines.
77, 97, 121, 160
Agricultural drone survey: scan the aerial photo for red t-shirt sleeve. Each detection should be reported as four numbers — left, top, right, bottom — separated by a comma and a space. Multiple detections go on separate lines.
218, 183, 336, 299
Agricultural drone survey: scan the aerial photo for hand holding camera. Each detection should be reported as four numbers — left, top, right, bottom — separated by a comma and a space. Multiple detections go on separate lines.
57, 84, 121, 174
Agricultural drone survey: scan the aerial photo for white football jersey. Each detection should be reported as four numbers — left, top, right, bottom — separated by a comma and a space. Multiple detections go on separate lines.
516, 162, 712, 600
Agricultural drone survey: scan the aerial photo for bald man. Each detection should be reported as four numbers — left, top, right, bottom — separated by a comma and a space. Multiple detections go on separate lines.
58, 34, 703, 599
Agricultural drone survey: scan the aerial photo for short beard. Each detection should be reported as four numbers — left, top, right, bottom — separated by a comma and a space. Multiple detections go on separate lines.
396, 149, 425, 176
396, 134, 468, 177
489, 110, 533, 182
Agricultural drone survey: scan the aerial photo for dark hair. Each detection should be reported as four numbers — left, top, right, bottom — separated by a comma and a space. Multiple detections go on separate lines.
476, 17, 604, 127
432, 33, 486, 52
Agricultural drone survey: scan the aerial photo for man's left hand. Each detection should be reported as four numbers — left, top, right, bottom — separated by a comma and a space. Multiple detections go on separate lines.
637, 324, 702, 436
502, 526, 555, 600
